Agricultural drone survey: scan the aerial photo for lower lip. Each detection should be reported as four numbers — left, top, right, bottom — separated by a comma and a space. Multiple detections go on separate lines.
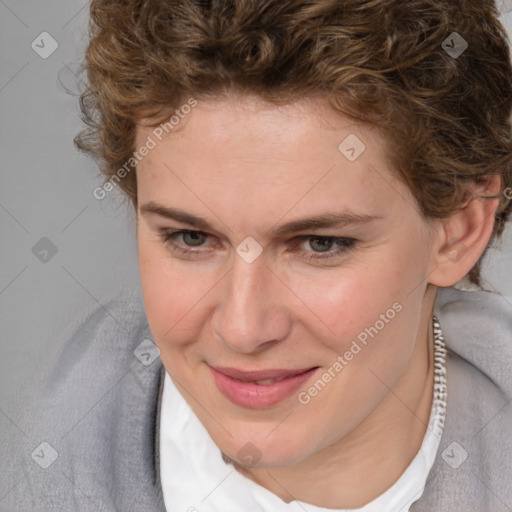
209, 367, 319, 409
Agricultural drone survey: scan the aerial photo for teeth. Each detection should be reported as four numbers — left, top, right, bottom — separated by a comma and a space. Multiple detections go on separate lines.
231, 375, 294, 384
254, 376, 289, 385
255, 378, 276, 385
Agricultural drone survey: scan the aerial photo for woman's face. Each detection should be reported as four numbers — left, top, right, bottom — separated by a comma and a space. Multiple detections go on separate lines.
136, 95, 439, 467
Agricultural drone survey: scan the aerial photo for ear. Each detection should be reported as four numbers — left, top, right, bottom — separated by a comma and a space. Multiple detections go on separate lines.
428, 174, 502, 287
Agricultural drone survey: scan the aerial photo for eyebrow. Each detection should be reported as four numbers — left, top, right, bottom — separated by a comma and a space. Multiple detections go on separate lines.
139, 201, 381, 236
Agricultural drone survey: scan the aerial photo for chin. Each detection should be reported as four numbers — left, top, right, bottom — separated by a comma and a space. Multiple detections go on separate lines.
216, 429, 316, 468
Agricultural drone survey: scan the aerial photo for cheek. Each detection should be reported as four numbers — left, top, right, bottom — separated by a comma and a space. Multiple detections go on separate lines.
137, 237, 211, 343
293, 268, 398, 344
292, 250, 421, 369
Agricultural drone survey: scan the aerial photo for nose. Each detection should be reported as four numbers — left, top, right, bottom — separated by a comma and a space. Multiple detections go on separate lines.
211, 254, 292, 354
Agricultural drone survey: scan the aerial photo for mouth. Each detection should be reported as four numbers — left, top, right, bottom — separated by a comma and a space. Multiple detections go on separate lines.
208, 365, 320, 409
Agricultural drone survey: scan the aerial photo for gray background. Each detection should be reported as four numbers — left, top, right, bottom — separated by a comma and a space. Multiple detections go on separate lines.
1, 0, 512, 431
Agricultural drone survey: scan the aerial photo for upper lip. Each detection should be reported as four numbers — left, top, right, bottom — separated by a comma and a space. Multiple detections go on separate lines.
210, 365, 318, 382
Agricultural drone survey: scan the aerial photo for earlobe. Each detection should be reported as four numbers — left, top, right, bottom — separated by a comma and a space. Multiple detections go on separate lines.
428, 175, 502, 287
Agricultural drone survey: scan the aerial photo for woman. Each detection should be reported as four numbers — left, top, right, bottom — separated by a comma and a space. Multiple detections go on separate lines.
3, 0, 511, 511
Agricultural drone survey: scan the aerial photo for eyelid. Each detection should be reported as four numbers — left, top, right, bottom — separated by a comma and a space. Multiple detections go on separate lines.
159, 229, 353, 245
159, 229, 357, 261
160, 229, 214, 247
290, 235, 356, 261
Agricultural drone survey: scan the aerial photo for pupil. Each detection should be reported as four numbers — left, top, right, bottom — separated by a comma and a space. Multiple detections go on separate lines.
184, 232, 204, 246
310, 237, 333, 252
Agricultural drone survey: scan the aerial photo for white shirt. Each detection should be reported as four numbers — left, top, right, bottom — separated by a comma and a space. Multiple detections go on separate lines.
159, 319, 447, 512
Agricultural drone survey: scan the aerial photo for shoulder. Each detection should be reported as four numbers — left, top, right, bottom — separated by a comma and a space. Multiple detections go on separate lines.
1, 290, 166, 511
416, 286, 512, 510
30, 289, 161, 435
434, 285, 512, 395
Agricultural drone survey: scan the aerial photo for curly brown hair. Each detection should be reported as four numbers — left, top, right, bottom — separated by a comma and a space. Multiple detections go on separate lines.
75, 0, 512, 286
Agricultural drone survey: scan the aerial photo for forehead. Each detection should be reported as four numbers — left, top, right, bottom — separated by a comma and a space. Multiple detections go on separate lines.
136, 94, 384, 157
134, 96, 416, 230
136, 95, 386, 176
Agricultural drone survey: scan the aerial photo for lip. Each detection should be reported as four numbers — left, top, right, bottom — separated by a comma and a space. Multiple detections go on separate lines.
209, 365, 319, 409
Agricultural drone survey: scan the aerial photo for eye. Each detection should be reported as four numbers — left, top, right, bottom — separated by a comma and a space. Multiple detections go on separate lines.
176, 230, 207, 247
159, 230, 357, 262
308, 237, 336, 252
159, 229, 211, 256
293, 235, 356, 261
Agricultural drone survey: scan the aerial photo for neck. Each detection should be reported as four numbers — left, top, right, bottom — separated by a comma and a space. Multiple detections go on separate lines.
235, 285, 438, 509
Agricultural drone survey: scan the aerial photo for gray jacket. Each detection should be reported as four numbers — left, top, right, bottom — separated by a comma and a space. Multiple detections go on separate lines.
1, 286, 511, 511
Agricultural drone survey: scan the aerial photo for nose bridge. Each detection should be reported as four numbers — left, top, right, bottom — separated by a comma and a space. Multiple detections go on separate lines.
212, 255, 289, 352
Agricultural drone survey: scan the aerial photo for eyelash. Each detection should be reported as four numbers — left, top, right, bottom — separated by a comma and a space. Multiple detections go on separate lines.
159, 229, 356, 261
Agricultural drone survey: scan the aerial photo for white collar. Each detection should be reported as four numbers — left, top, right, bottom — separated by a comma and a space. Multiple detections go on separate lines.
159, 318, 447, 512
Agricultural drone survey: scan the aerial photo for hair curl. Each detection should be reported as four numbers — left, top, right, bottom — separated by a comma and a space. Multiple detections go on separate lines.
75, 0, 512, 286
